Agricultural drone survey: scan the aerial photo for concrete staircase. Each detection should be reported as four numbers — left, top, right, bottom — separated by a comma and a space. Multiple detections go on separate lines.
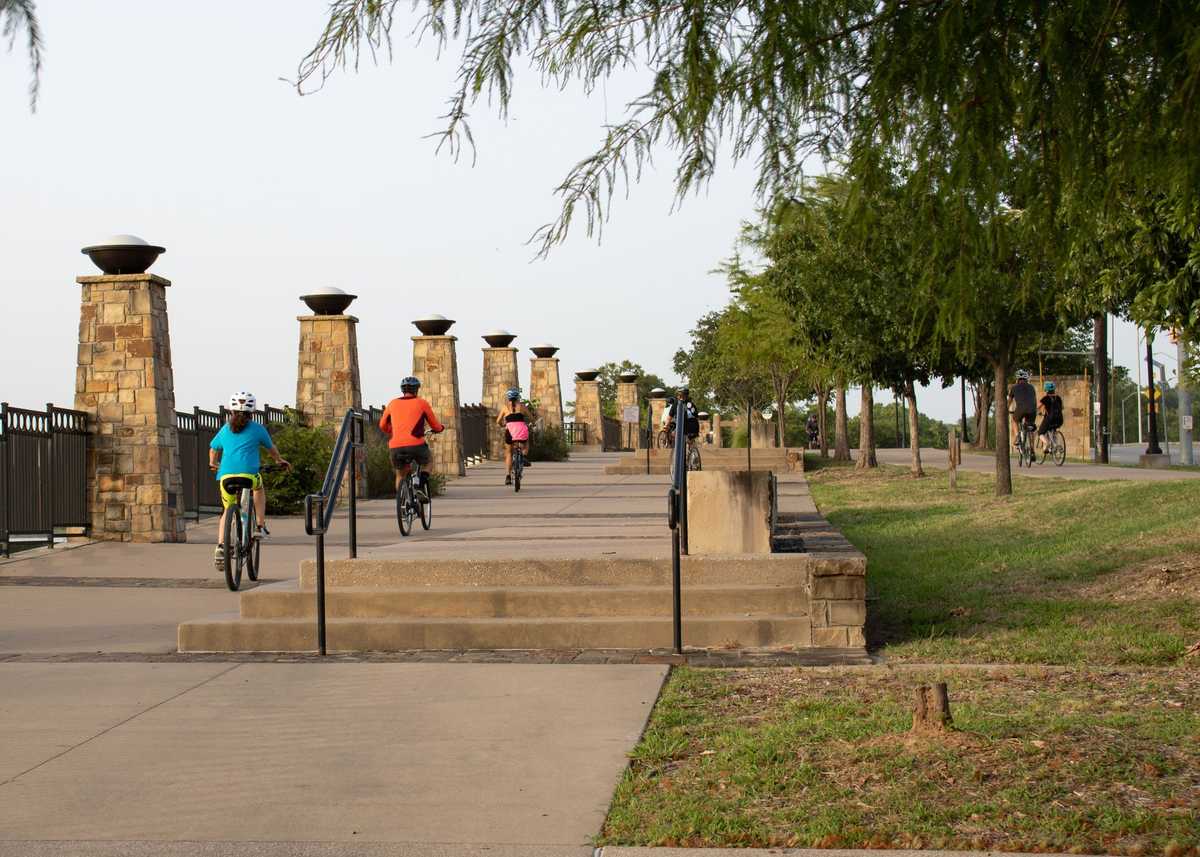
604, 447, 802, 475
177, 555, 855, 653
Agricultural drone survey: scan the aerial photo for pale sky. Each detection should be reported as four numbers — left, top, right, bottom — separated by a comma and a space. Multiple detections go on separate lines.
0, 2, 1169, 423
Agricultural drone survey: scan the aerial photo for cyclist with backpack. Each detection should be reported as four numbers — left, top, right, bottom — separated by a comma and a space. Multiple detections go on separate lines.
1038, 381, 1064, 452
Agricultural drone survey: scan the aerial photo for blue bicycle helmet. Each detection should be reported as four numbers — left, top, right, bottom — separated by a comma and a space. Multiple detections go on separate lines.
1044, 381, 1056, 393
401, 376, 421, 392
505, 388, 521, 401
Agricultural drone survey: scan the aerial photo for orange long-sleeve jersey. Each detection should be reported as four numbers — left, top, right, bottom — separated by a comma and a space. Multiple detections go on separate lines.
379, 395, 444, 448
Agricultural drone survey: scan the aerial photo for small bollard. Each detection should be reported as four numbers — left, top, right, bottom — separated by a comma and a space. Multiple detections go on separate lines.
948, 427, 959, 489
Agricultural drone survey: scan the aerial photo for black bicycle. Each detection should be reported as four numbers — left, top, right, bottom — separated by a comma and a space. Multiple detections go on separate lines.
396, 435, 434, 536
219, 463, 284, 592
1015, 418, 1038, 468
511, 443, 526, 493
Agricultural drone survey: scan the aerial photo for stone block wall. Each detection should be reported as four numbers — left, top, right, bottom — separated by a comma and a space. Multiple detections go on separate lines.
74, 274, 186, 542
617, 381, 641, 448
809, 557, 868, 648
649, 398, 668, 444
296, 315, 362, 427
482, 347, 520, 460
712, 414, 723, 448
411, 335, 465, 478
1044, 374, 1092, 459
574, 379, 603, 448
530, 358, 564, 429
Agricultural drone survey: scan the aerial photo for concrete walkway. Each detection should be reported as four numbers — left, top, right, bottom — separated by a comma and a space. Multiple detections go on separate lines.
869, 446, 1200, 481
0, 452, 685, 853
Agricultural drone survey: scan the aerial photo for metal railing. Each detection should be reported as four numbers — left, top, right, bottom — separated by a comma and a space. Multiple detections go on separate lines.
303, 409, 366, 656
563, 422, 588, 445
665, 392, 690, 654
0, 403, 89, 555
461, 404, 490, 464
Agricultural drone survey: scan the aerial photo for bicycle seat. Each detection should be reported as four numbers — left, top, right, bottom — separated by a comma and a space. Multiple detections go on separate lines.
221, 476, 255, 492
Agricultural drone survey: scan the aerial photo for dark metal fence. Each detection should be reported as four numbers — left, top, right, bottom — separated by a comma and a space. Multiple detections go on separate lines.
176, 404, 293, 518
461, 404, 490, 463
0, 403, 89, 553
601, 416, 624, 451
563, 422, 588, 445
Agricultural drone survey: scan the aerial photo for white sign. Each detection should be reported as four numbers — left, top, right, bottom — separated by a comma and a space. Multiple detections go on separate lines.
622, 406, 640, 424
1184, 415, 1194, 431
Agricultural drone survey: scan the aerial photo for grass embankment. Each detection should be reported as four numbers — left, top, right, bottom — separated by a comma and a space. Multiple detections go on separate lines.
602, 464, 1200, 852
808, 462, 1200, 665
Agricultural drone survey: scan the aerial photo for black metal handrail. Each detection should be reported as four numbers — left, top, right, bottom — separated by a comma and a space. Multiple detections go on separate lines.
303, 408, 366, 656
666, 392, 690, 654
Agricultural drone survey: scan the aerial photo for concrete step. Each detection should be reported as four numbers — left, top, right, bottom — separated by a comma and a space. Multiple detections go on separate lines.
605, 462, 794, 474
297, 555, 816, 588
240, 582, 808, 620
178, 613, 813, 652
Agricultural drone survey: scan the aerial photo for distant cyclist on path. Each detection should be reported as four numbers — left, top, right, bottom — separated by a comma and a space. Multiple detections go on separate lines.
667, 387, 701, 445
1038, 381, 1064, 453
1007, 369, 1037, 449
497, 388, 530, 486
379, 376, 444, 496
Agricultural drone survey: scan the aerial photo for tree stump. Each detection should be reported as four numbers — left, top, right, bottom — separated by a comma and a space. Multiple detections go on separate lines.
912, 682, 953, 732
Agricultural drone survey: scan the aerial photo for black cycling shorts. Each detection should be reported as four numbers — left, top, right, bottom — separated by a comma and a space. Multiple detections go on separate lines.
1038, 415, 1063, 435
389, 445, 431, 469
1014, 410, 1036, 429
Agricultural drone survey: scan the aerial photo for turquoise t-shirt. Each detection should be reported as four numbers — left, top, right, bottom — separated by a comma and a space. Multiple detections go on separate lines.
210, 421, 274, 478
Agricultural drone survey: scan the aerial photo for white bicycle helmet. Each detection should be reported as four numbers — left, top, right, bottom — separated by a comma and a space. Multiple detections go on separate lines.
1015, 369, 1030, 381
228, 391, 256, 412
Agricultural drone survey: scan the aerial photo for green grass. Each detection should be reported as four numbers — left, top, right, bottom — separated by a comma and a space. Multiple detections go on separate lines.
600, 668, 1200, 853
806, 462, 1200, 665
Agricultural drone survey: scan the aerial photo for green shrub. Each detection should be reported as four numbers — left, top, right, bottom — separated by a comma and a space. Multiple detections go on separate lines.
262, 423, 335, 515
528, 426, 570, 462
365, 440, 447, 498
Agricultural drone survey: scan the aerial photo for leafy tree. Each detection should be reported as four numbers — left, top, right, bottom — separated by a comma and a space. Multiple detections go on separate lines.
596, 360, 670, 418
673, 309, 771, 419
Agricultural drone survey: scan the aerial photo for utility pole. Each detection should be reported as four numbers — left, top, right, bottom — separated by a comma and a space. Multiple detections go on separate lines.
1094, 313, 1109, 463
1145, 331, 1163, 455
1179, 331, 1194, 466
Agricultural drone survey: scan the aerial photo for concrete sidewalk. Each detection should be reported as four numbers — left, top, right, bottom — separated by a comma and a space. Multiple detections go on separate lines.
869, 447, 1200, 481
0, 662, 665, 851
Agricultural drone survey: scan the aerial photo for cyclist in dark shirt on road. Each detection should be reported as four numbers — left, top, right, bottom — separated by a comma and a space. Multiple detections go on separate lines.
667, 388, 701, 441
1007, 369, 1037, 448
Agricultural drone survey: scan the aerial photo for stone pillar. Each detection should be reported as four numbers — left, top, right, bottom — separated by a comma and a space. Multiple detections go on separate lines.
481, 331, 520, 460
529, 345, 564, 429
573, 371, 603, 448
649, 394, 669, 447
712, 413, 724, 448
697, 413, 713, 445
295, 315, 362, 427
75, 273, 186, 542
616, 372, 640, 449
1045, 375, 1093, 460
411, 317, 465, 478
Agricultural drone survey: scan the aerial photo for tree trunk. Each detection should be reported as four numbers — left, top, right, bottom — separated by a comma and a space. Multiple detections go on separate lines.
905, 380, 924, 477
834, 379, 851, 461
775, 379, 788, 449
911, 683, 953, 733
992, 357, 1013, 496
971, 381, 993, 449
815, 383, 830, 457
856, 383, 877, 469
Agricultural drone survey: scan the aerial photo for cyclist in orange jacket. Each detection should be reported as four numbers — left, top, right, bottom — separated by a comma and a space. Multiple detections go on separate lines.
379, 376, 444, 495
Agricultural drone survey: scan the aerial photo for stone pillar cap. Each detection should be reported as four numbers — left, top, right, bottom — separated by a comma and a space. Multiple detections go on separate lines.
413, 315, 456, 335
81, 234, 165, 275
649, 387, 667, 398
575, 369, 600, 381
483, 330, 517, 348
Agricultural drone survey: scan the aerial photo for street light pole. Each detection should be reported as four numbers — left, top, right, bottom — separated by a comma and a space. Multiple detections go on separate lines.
1145, 331, 1163, 456
1179, 333, 1195, 466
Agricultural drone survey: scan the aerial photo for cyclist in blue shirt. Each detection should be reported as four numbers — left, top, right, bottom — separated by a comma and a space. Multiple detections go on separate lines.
208, 391, 289, 572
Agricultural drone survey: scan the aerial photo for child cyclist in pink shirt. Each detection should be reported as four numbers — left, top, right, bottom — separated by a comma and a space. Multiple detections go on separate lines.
496, 388, 530, 486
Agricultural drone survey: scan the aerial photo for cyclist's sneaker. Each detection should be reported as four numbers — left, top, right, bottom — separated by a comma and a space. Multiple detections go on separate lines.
213, 545, 225, 572
255, 525, 270, 540
504, 474, 512, 486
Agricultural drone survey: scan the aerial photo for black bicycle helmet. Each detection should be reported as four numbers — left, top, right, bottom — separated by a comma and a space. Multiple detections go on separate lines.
401, 376, 421, 392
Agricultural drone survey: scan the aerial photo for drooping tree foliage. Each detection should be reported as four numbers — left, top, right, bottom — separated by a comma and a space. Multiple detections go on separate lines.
1, 0, 41, 110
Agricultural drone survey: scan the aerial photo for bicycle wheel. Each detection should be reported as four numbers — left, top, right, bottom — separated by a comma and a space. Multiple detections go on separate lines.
396, 479, 412, 537
245, 492, 260, 581
687, 444, 702, 471
513, 451, 523, 493
1053, 431, 1066, 466
223, 506, 242, 591
657, 429, 670, 449
419, 475, 433, 530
